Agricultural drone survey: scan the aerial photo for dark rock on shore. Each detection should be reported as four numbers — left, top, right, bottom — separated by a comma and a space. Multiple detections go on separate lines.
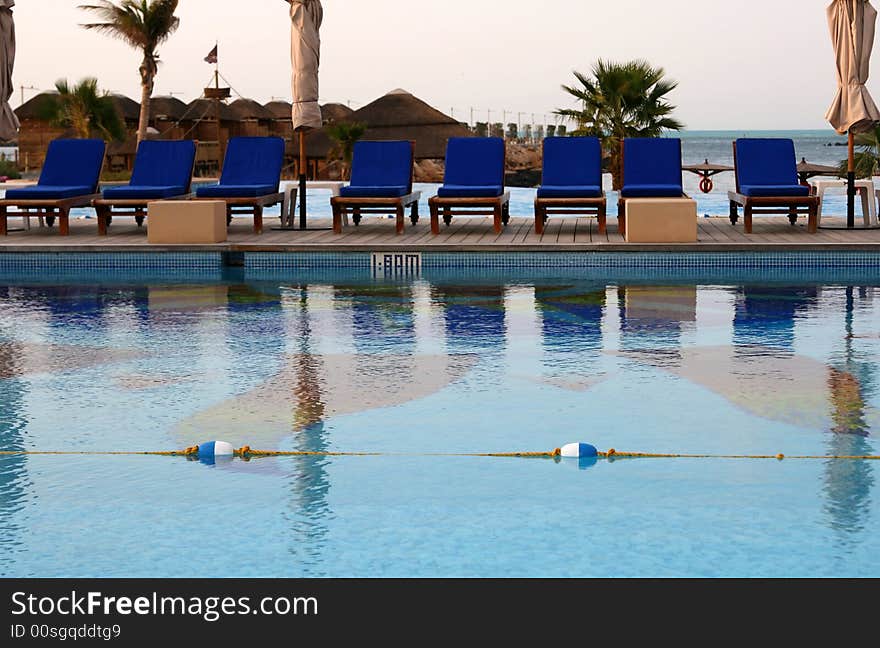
505, 169, 541, 187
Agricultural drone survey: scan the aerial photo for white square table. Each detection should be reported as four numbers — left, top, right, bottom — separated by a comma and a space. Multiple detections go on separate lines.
811, 178, 878, 226
281, 181, 346, 227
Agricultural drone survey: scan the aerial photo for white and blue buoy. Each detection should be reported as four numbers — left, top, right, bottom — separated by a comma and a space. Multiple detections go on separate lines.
197, 441, 235, 460
560, 443, 598, 459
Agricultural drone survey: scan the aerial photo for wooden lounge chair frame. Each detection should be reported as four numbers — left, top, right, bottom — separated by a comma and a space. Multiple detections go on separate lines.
429, 193, 511, 235
727, 141, 819, 234
92, 150, 197, 236
534, 138, 607, 235
616, 140, 687, 237
193, 192, 284, 235
330, 142, 421, 235
535, 198, 606, 236
0, 194, 102, 236
428, 139, 511, 235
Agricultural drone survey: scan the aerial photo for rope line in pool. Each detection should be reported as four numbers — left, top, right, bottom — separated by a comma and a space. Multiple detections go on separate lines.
0, 443, 878, 462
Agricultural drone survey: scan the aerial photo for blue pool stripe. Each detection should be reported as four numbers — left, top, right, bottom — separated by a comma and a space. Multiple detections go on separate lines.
244, 251, 880, 269
0, 252, 224, 271
0, 250, 878, 271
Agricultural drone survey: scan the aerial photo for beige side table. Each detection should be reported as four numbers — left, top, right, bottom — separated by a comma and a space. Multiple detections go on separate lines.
147, 200, 227, 244
624, 198, 698, 243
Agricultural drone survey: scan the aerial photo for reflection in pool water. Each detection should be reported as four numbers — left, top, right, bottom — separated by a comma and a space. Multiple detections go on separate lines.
0, 269, 879, 577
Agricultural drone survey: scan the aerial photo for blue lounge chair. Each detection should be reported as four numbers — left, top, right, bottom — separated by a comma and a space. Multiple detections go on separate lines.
329, 140, 421, 235
534, 136, 606, 235
618, 138, 684, 236
93, 140, 196, 235
728, 138, 819, 234
428, 137, 510, 234
194, 137, 285, 234
0, 139, 106, 236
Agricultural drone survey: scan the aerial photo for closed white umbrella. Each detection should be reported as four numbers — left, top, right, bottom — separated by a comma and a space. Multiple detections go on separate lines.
826, 0, 880, 228
287, 0, 323, 229
0, 0, 19, 142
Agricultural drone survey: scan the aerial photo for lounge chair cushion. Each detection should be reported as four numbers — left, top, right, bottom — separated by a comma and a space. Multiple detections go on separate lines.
620, 184, 683, 198
542, 136, 603, 188
339, 185, 410, 198
735, 139, 799, 190
537, 185, 603, 198
102, 185, 187, 199
623, 138, 682, 189
443, 137, 505, 188
348, 141, 413, 193
436, 184, 504, 198
36, 139, 106, 194
740, 184, 810, 197
196, 184, 278, 198
218, 137, 285, 190
4, 185, 94, 200
126, 140, 196, 194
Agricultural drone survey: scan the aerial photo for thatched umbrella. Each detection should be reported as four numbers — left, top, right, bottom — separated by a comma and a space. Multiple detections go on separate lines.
287, 0, 323, 229
0, 1, 18, 142
681, 159, 734, 193
797, 158, 840, 184
826, 0, 880, 228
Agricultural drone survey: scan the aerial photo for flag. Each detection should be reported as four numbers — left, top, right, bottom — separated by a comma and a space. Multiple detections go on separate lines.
204, 45, 218, 65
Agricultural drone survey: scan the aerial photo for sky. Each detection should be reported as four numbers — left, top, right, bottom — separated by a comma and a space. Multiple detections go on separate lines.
7, 1, 859, 130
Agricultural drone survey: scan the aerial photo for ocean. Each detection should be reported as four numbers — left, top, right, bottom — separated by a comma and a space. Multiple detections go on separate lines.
680, 129, 848, 165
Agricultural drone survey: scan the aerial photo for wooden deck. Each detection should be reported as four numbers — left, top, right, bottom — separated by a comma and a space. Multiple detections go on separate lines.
1, 214, 880, 252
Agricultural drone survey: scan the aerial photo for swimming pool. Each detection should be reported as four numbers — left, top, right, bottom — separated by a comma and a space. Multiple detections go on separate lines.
1, 267, 879, 577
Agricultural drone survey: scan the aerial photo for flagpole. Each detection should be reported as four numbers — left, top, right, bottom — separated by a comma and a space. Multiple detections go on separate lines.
214, 41, 221, 162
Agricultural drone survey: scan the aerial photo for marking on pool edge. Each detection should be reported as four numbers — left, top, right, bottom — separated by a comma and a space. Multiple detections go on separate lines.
371, 252, 421, 275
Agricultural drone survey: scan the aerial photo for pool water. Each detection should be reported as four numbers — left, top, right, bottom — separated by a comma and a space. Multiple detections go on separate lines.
1, 268, 879, 577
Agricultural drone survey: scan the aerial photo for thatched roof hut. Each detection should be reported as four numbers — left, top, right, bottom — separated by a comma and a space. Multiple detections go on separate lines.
352, 89, 458, 129
183, 98, 236, 123
262, 100, 352, 125
14, 92, 58, 121
110, 94, 140, 124
149, 96, 188, 122
17, 91, 140, 128
228, 99, 273, 137
307, 89, 472, 159
228, 98, 274, 121
264, 100, 292, 121
321, 102, 353, 124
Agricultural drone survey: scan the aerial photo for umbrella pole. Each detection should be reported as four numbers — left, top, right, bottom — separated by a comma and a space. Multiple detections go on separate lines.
848, 130, 856, 229
298, 130, 308, 230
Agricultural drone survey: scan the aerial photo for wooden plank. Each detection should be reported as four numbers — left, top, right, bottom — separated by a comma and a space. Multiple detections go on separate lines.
6, 214, 880, 251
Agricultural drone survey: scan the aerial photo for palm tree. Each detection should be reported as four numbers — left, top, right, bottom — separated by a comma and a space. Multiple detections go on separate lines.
326, 122, 367, 180
556, 59, 684, 188
79, 1, 180, 143
838, 125, 880, 178
38, 78, 125, 141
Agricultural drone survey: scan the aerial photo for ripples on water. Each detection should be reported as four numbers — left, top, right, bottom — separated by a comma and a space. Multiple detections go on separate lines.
0, 268, 878, 576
